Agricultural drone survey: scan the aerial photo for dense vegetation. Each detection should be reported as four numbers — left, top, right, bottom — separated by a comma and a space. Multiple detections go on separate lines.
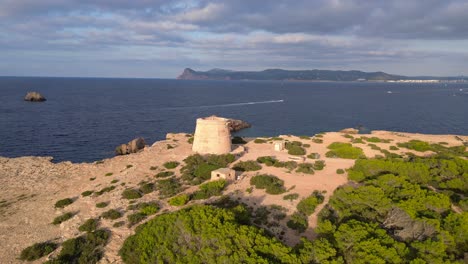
313, 153, 468, 263
297, 191, 325, 216
191, 179, 227, 200
325, 142, 365, 159
286, 141, 306, 155
20, 242, 58, 261
52, 212, 74, 225
181, 154, 235, 185
250, 174, 286, 194
119, 205, 299, 263
257, 156, 298, 170
54, 198, 74, 208
233, 160, 262, 171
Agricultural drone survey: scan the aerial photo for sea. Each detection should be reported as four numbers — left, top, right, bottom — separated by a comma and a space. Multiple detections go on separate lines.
0, 77, 467, 163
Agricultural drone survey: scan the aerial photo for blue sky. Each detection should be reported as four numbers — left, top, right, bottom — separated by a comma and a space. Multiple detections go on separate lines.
1, 0, 467, 78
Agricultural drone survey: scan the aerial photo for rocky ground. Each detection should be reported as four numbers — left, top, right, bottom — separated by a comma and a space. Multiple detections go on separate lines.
0, 130, 466, 263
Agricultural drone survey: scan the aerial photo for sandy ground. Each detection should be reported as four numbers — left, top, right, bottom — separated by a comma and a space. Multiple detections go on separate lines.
0, 130, 466, 263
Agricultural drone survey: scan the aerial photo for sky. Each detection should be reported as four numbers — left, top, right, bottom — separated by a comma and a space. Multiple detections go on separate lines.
1, 0, 467, 78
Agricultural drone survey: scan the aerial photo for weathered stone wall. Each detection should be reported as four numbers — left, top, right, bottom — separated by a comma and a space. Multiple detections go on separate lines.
192, 116, 232, 154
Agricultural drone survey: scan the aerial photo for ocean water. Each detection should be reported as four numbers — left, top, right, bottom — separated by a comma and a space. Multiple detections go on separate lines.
0, 77, 467, 163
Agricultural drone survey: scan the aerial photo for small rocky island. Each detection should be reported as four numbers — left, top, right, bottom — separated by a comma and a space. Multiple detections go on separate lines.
24, 92, 46, 102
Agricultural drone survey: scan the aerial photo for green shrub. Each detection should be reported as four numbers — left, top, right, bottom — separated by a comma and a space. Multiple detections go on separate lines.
126, 164, 133, 169
140, 203, 160, 216
362, 136, 383, 143
105, 172, 113, 176
287, 212, 308, 233
119, 205, 297, 263
297, 191, 325, 216
352, 138, 365, 144
303, 144, 310, 148
94, 185, 116, 196
54, 198, 74, 208
52, 212, 74, 225
397, 140, 432, 152
233, 160, 262, 171
313, 160, 326, 170
167, 144, 174, 149
307, 153, 320, 159
122, 189, 142, 200
89, 177, 96, 181
312, 138, 323, 144
257, 156, 278, 166
254, 138, 267, 144
47, 229, 110, 263
155, 171, 174, 178
157, 178, 183, 198
336, 169, 345, 174
191, 179, 227, 200
325, 142, 365, 159
232, 136, 247, 144
250, 175, 286, 194
78, 218, 99, 232
181, 154, 235, 185
246, 187, 253, 194
343, 134, 354, 139
296, 163, 315, 174
163, 161, 180, 169
20, 242, 58, 261
299, 136, 311, 140
128, 212, 147, 227
139, 183, 154, 194
283, 193, 300, 201
150, 166, 158, 170
168, 194, 190, 206
188, 137, 194, 144
101, 209, 122, 220
81, 190, 93, 197
389, 146, 399, 150
286, 143, 306, 155
113, 221, 125, 228
96, 202, 109, 208
110, 179, 119, 184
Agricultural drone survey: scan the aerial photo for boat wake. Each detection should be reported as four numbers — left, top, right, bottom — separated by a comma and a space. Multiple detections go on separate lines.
162, 100, 284, 110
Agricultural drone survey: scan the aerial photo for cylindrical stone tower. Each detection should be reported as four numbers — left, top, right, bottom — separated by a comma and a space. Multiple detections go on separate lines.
192, 116, 232, 154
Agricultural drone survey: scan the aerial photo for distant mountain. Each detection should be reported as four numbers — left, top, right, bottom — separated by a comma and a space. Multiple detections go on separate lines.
177, 68, 465, 82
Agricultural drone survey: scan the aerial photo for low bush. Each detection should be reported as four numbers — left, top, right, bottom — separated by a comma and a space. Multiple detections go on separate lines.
303, 144, 310, 148
78, 218, 99, 232
81, 190, 93, 197
389, 146, 399, 150
168, 194, 190, 206
336, 169, 345, 174
250, 175, 286, 195
110, 179, 119, 184
101, 209, 122, 220
47, 229, 110, 263
149, 166, 158, 170
157, 178, 183, 198
105, 172, 113, 176
287, 212, 308, 233
126, 165, 133, 169
113, 221, 125, 228
52, 212, 74, 225
181, 154, 236, 185
286, 142, 306, 155
343, 134, 354, 139
122, 189, 142, 200
313, 160, 326, 170
54, 198, 74, 209
188, 137, 194, 144
155, 171, 174, 178
20, 242, 58, 261
299, 136, 311, 140
296, 191, 325, 216
163, 161, 180, 169
127, 212, 147, 227
307, 153, 320, 159
233, 160, 262, 171
254, 138, 267, 144
397, 140, 432, 152
139, 203, 160, 216
96, 202, 109, 208
139, 183, 154, 194
325, 142, 365, 159
191, 179, 227, 200
352, 138, 365, 144
296, 163, 315, 174
283, 193, 300, 201
312, 138, 323, 144
94, 185, 116, 196
257, 156, 278, 166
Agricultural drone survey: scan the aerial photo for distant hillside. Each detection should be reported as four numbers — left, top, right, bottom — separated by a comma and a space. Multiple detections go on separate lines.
177, 68, 465, 82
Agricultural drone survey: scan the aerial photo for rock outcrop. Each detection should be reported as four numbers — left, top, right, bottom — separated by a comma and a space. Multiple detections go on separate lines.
24, 92, 46, 102
339, 128, 359, 134
227, 119, 251, 132
115, 137, 146, 155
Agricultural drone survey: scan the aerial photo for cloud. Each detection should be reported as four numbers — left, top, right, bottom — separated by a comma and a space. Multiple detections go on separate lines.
0, 0, 467, 77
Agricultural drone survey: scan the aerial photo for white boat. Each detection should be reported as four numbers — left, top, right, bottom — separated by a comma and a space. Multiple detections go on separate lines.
387, 91, 393, 94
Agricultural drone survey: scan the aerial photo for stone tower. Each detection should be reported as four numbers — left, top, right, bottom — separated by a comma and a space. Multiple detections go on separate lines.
192, 116, 232, 154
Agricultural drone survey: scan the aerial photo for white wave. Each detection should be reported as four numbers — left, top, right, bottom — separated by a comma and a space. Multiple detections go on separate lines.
162, 99, 284, 110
